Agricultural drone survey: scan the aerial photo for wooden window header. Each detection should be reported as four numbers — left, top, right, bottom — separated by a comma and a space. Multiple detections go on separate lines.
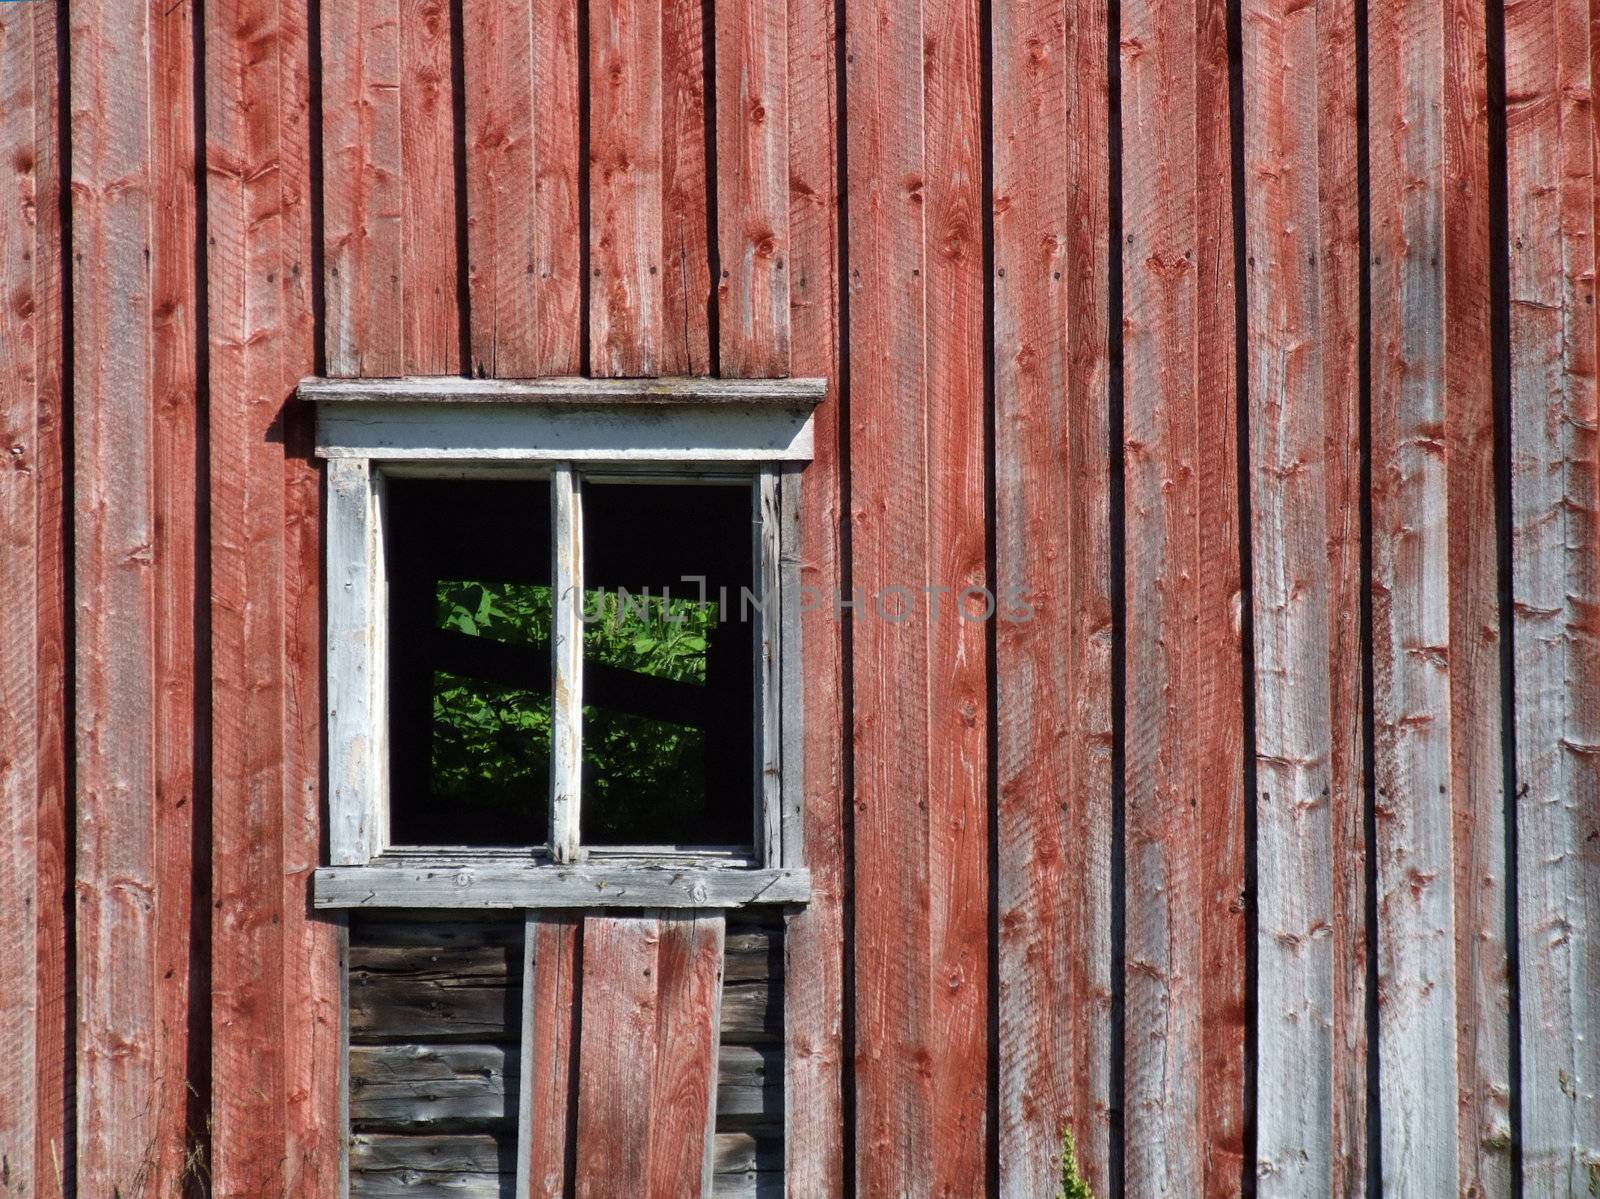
300, 375, 827, 462
298, 375, 828, 405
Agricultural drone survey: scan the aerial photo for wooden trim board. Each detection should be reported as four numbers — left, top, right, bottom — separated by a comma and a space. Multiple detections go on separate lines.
313, 863, 810, 908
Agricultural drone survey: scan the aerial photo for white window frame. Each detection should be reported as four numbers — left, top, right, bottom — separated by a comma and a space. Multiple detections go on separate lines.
303, 376, 822, 910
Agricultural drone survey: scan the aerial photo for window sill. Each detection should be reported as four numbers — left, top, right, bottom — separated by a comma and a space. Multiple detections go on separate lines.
312, 861, 810, 909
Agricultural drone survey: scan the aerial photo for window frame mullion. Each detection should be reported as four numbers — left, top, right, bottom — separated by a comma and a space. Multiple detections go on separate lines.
549, 463, 584, 863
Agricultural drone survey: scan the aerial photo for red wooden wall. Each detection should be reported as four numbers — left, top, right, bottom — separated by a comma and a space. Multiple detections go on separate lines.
2, 0, 1599, 1194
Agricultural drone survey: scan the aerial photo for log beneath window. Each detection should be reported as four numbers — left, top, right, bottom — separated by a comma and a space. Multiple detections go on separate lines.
347, 1042, 780, 1130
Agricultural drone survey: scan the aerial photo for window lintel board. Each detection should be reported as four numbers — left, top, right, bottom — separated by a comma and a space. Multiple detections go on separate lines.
302, 375, 825, 462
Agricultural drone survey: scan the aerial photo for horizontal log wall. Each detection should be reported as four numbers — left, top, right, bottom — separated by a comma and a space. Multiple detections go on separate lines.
344, 913, 784, 1198
1, 0, 1598, 1194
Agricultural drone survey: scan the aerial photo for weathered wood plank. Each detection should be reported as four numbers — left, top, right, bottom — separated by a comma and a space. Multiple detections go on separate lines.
462, 0, 583, 376
348, 1133, 776, 1196
352, 1168, 512, 1199
588, 0, 712, 377
714, 1045, 783, 1126
845, 0, 990, 1188
1506, 0, 1600, 1189
649, 913, 725, 1194
716, 0, 790, 375
1367, 0, 1496, 1187
316, 864, 811, 908
755, 471, 784, 866
327, 458, 386, 864
659, 0, 713, 376
301, 374, 827, 404
346, 921, 781, 1051
726, 927, 782, 982
550, 467, 583, 864
349, 935, 523, 1042
1241, 0, 1364, 1190
277, 5, 346, 1189
322, 0, 463, 375
519, 912, 579, 1199
1443, 0, 1510, 1188
842, 0, 931, 1186
589, 0, 664, 376
350, 1030, 774, 1126
1122, 0, 1248, 1191
571, 914, 726, 1196
1317, 0, 1369, 1186
0, 4, 67, 1194
314, 401, 817, 462
781, 0, 847, 1181
322, 0, 404, 375
70, 0, 199, 1191
398, 0, 461, 374
992, 0, 1115, 1191
710, 1171, 783, 1199
353, 1133, 516, 1175
1194, 2, 1249, 1190
712, 1132, 783, 1176
351, 1044, 517, 1128
923, 0, 991, 1193
208, 0, 342, 1191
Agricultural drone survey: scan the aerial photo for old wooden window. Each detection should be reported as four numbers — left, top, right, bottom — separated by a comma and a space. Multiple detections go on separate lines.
303, 377, 823, 909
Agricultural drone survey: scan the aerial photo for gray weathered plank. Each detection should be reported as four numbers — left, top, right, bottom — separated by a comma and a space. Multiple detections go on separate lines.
349, 1042, 777, 1128
348, 1134, 776, 1198
1506, 0, 1600, 1187
327, 458, 387, 864
351, 1045, 517, 1128
300, 375, 826, 405
550, 467, 583, 864
314, 402, 818, 463
352, 1132, 515, 1175
1241, 0, 1362, 1189
316, 864, 811, 909
754, 469, 784, 866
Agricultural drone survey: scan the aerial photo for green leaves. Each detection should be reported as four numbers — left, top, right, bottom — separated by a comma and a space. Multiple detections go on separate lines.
429, 579, 724, 844
580, 588, 715, 841
580, 588, 713, 683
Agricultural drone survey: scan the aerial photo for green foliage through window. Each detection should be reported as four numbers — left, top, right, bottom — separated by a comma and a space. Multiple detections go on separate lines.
581, 588, 717, 844
430, 582, 554, 827
428, 580, 738, 846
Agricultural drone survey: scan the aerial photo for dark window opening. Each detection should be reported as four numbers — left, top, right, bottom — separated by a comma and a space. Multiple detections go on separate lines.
580, 481, 756, 848
384, 474, 757, 852
388, 477, 553, 847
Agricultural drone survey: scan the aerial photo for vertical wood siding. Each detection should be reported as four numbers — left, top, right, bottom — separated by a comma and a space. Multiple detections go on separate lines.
844, 0, 991, 1194
1368, 0, 1511, 1192
781, 0, 847, 1186
588, 0, 714, 376
1121, 0, 1248, 1192
0, 5, 67, 1196
992, 0, 1115, 1193
207, 0, 343, 1194
69, 0, 200, 1193
1506, 0, 1600, 1190
1242, 0, 1364, 1191
461, 0, 583, 379
572, 913, 726, 1197
519, 913, 580, 1198
9, 0, 1600, 1194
